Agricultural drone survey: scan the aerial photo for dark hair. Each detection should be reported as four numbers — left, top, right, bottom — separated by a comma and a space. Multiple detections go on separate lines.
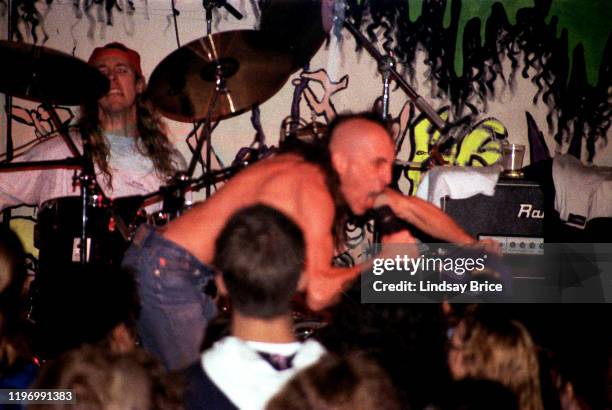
436, 378, 519, 410
278, 111, 392, 250
0, 225, 27, 299
0, 226, 32, 371
213, 204, 305, 318
317, 289, 450, 408
267, 352, 402, 410
34, 265, 140, 359
278, 136, 348, 249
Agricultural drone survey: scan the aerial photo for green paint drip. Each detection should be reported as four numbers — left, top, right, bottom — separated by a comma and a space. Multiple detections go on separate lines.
444, 0, 609, 85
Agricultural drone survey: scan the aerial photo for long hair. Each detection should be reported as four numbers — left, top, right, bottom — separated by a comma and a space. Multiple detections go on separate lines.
279, 111, 393, 250
278, 136, 349, 250
457, 315, 544, 410
77, 92, 180, 189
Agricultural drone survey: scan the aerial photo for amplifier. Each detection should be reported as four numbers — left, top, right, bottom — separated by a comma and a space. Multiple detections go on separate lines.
441, 178, 544, 255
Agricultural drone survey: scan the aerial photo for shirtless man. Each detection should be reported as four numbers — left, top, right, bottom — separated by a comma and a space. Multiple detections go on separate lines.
122, 112, 485, 370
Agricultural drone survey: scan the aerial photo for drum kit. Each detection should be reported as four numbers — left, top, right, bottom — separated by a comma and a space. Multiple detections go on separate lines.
0, 4, 327, 270
1, 1, 450, 337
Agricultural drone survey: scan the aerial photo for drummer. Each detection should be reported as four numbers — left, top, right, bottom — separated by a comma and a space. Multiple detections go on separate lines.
123, 111, 500, 371
0, 42, 184, 211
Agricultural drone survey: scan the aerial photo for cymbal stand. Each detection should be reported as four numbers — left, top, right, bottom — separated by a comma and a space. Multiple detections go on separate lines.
0, 104, 102, 264
3, 0, 15, 225
203, 0, 243, 35
44, 103, 103, 264
342, 13, 450, 250
379, 54, 394, 121
343, 18, 452, 163
185, 62, 225, 198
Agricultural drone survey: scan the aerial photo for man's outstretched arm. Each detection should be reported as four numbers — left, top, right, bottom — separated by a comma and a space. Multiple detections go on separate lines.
375, 188, 500, 253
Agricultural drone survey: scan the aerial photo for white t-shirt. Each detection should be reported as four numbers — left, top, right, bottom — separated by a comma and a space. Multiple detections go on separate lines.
0, 132, 182, 211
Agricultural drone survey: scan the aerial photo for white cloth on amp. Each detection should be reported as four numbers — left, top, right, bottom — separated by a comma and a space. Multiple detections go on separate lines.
416, 165, 502, 207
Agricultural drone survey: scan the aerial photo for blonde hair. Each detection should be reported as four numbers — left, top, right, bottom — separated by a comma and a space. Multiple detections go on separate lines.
457, 316, 544, 410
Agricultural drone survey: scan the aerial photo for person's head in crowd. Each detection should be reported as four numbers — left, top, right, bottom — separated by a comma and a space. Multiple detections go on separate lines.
435, 378, 519, 410
0, 226, 34, 377
448, 311, 543, 410
213, 204, 306, 321
266, 352, 401, 410
34, 264, 140, 359
80, 42, 180, 188
0, 225, 27, 302
33, 344, 182, 409
317, 287, 450, 408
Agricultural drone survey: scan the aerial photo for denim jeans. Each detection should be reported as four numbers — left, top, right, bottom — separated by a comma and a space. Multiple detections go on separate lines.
122, 225, 217, 371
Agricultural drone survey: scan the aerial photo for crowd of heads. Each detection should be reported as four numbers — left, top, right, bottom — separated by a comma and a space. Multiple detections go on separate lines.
3, 210, 610, 409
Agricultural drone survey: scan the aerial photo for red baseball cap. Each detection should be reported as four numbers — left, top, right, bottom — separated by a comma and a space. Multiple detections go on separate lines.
88, 42, 143, 78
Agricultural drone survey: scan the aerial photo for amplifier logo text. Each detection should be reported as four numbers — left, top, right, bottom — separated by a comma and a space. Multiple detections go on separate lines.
517, 204, 544, 219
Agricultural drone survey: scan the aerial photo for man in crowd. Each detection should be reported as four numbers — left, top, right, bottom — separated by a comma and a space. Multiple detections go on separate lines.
183, 204, 326, 410
123, 111, 494, 370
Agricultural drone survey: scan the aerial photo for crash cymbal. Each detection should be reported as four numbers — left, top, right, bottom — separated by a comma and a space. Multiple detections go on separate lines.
258, 0, 333, 72
0, 41, 109, 105
148, 30, 294, 123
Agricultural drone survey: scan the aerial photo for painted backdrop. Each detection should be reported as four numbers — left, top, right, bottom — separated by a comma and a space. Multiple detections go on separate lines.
1, 0, 610, 260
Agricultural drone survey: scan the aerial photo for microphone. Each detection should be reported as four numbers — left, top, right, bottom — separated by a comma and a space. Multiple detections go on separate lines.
371, 205, 407, 243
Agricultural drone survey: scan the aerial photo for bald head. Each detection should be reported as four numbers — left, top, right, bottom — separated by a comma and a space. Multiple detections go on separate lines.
329, 117, 392, 158
327, 113, 395, 215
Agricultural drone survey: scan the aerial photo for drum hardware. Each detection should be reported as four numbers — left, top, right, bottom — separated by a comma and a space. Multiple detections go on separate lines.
142, 165, 244, 205
338, 5, 454, 165
147, 30, 294, 123
393, 159, 431, 172
0, 41, 111, 265
202, 0, 243, 35
138, 164, 242, 225
0, 40, 109, 106
280, 118, 328, 144
147, 29, 295, 202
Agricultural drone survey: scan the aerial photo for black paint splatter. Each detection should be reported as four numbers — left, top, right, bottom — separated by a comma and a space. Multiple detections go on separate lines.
347, 0, 611, 160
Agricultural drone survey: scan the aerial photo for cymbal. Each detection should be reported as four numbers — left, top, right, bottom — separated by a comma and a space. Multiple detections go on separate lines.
148, 30, 294, 123
259, 0, 332, 72
0, 41, 109, 105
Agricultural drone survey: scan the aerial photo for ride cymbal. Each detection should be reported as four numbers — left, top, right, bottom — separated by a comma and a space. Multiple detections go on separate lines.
147, 30, 294, 123
0, 40, 109, 105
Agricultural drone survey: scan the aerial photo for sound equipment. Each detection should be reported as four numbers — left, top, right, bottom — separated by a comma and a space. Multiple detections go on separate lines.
441, 178, 544, 255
